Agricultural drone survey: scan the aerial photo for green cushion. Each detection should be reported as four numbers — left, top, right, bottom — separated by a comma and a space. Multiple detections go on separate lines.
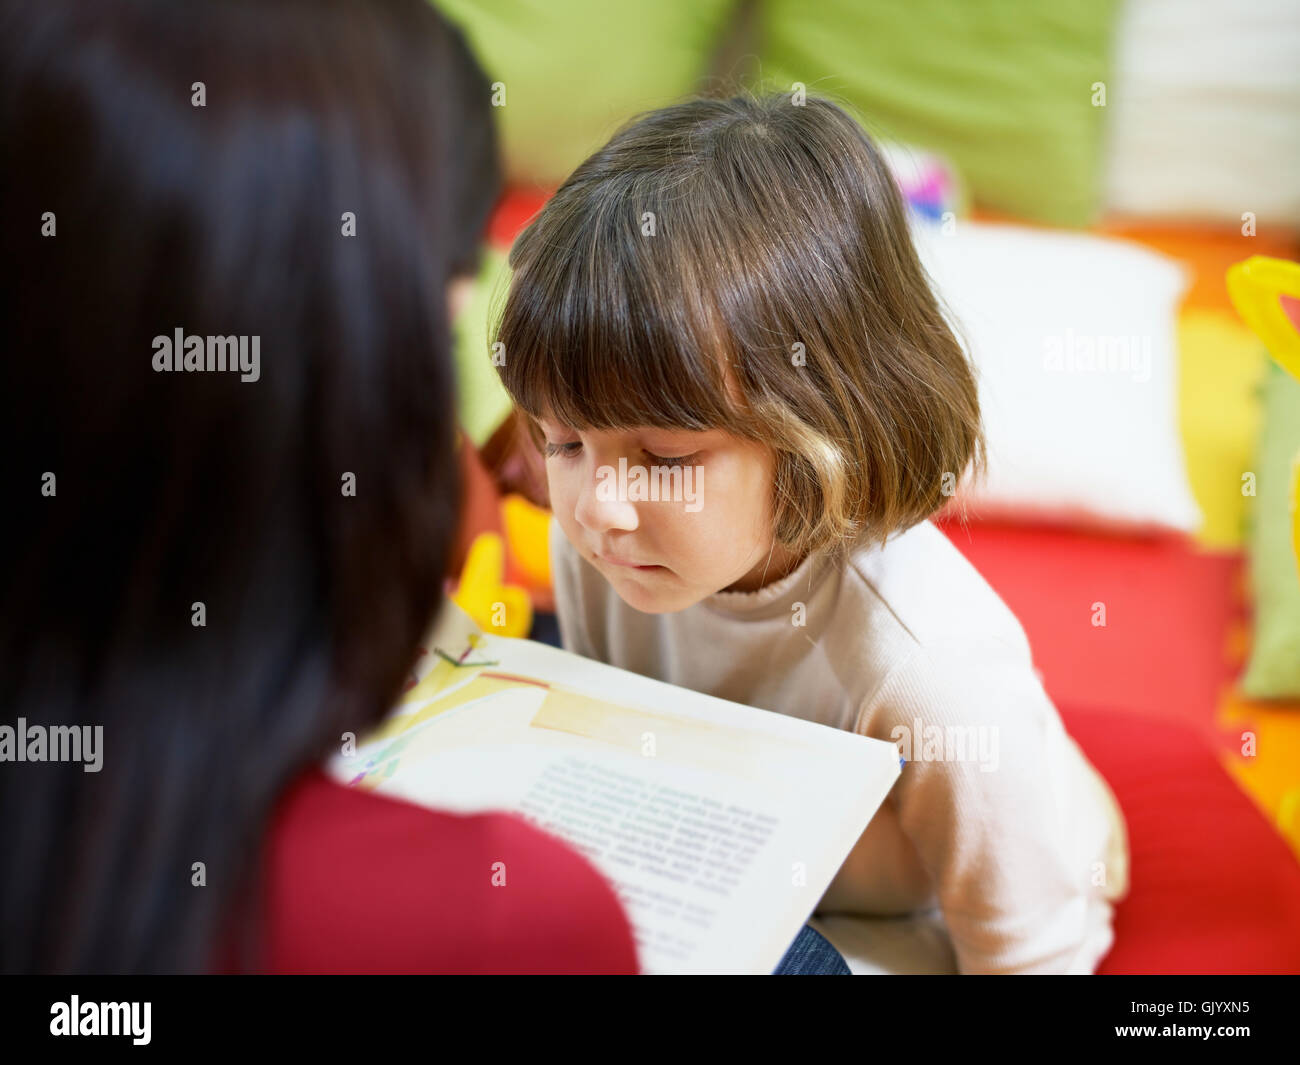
1241, 359, 1300, 699
452, 244, 514, 448
755, 0, 1121, 226
432, 0, 737, 188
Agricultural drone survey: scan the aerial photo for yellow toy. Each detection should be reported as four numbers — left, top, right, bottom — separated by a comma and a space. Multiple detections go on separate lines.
1226, 255, 1300, 582
501, 492, 552, 589
1226, 254, 1300, 857
1228, 256, 1300, 381
451, 530, 532, 638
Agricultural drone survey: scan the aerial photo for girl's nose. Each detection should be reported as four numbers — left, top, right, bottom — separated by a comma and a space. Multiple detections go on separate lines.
574, 461, 640, 534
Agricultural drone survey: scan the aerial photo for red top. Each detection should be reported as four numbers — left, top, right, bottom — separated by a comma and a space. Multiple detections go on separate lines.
214, 768, 640, 974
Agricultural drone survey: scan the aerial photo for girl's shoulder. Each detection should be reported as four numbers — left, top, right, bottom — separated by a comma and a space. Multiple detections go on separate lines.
840, 519, 1035, 668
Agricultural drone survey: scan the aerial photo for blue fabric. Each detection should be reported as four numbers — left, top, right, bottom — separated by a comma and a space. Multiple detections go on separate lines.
772, 923, 851, 975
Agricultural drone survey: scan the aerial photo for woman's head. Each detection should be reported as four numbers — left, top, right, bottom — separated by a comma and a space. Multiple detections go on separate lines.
0, 0, 498, 972
495, 91, 985, 613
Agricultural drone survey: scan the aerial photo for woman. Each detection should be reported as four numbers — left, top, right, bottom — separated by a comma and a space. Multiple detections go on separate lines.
0, 0, 636, 974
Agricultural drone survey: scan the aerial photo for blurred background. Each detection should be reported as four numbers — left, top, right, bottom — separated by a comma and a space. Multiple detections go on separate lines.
432, 0, 1300, 972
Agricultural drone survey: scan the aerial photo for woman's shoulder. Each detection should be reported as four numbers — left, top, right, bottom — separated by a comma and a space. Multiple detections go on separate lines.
255, 767, 639, 974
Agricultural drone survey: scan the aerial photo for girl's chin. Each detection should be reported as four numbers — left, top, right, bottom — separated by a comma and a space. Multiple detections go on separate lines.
608, 572, 706, 615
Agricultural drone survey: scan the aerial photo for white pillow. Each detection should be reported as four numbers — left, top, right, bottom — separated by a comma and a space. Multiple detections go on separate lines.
910, 220, 1202, 534
1103, 0, 1300, 225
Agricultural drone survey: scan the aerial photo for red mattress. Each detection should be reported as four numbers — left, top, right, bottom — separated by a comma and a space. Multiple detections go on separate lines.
933, 517, 1300, 973
933, 516, 1242, 752
1063, 702, 1300, 974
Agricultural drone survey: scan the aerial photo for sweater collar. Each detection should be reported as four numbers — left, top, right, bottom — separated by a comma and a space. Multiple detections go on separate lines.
700, 544, 836, 620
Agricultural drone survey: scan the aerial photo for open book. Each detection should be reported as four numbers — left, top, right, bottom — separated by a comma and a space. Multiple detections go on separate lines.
323, 601, 903, 974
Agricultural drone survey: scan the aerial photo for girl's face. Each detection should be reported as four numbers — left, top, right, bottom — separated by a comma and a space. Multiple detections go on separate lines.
538, 414, 805, 614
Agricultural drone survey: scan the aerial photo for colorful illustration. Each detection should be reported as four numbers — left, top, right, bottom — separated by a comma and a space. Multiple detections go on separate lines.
343, 625, 789, 790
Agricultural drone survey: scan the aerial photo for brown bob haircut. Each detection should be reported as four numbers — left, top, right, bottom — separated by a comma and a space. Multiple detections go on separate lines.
494, 90, 986, 565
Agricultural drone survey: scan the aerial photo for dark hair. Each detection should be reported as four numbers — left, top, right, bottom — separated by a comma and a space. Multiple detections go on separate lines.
494, 91, 985, 563
444, 31, 502, 280
0, 0, 499, 973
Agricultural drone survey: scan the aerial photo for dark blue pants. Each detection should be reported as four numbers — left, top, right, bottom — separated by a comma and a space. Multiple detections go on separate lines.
772, 923, 850, 975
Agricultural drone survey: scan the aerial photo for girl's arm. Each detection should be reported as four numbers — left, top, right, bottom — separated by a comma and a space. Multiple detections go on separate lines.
853, 644, 1123, 975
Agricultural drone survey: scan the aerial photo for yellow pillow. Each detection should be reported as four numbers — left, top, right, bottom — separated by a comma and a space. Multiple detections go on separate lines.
1178, 308, 1269, 551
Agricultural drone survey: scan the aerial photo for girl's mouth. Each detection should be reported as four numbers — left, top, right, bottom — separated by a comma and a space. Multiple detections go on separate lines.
597, 552, 665, 572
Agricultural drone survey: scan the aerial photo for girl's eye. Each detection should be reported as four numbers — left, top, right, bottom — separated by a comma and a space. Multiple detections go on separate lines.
646, 451, 700, 468
542, 439, 701, 467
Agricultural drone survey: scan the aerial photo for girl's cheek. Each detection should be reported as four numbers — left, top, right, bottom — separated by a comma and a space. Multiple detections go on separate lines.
547, 476, 569, 516
551, 469, 582, 523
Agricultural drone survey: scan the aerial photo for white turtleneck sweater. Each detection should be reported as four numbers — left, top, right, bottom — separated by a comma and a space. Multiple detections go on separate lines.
549, 514, 1130, 974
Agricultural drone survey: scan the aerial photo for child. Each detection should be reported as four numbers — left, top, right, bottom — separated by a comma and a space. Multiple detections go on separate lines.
492, 91, 1129, 974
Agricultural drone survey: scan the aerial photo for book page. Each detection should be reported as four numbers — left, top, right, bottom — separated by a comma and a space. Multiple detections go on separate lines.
324, 601, 901, 974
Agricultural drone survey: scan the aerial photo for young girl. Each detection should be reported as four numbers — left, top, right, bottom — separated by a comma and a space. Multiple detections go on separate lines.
493, 91, 1129, 975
